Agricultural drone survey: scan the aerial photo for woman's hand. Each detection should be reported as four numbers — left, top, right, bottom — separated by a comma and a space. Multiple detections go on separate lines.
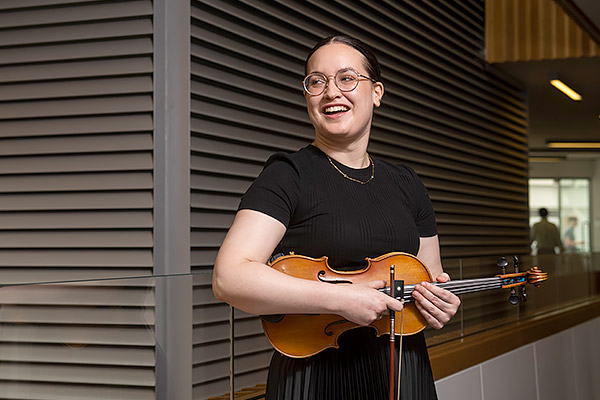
411, 273, 460, 329
333, 280, 404, 326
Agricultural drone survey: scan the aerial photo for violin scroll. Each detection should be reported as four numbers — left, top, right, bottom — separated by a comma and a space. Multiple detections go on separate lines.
526, 266, 548, 287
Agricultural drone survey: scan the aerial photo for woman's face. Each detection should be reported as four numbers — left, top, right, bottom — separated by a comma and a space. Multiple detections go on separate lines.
304, 43, 384, 144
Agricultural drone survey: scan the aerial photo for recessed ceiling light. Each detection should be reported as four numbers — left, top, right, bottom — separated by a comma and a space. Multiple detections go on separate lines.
549, 79, 582, 101
529, 157, 564, 163
547, 142, 600, 149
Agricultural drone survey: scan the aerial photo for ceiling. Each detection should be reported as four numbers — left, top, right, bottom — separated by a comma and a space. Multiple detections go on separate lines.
491, 0, 600, 162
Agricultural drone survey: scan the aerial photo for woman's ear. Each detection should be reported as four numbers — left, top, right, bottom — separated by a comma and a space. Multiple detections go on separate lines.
373, 82, 384, 107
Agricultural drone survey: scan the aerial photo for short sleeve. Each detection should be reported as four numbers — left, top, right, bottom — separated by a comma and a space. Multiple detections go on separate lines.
238, 153, 301, 227
407, 167, 437, 237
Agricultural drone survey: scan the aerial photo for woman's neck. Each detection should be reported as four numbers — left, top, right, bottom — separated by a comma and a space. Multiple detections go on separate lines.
312, 136, 370, 168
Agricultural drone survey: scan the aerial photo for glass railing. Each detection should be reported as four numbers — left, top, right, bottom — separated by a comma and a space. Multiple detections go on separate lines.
1, 253, 598, 399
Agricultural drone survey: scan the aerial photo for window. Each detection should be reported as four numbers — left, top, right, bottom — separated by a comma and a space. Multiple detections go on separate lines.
529, 178, 590, 253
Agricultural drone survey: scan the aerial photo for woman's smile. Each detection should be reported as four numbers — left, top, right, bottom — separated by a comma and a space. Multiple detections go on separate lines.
322, 103, 350, 118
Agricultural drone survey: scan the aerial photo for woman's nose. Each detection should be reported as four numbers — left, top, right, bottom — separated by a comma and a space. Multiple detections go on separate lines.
323, 76, 341, 97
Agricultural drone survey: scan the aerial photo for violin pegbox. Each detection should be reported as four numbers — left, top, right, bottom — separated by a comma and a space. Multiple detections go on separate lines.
497, 256, 547, 305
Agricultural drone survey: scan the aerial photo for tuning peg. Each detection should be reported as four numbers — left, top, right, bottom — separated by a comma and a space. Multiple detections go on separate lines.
513, 256, 520, 273
509, 288, 520, 305
521, 286, 527, 302
497, 257, 509, 275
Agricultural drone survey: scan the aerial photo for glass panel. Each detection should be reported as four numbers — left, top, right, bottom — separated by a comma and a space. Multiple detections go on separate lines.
6, 264, 596, 399
0, 273, 231, 400
560, 179, 590, 253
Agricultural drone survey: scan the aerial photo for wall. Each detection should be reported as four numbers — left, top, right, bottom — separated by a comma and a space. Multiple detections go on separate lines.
190, 1, 531, 396
435, 316, 600, 400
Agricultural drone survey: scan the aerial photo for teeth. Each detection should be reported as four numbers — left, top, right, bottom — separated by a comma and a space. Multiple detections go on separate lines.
324, 105, 348, 113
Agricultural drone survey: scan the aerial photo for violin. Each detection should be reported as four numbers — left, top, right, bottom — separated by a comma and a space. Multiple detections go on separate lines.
261, 251, 547, 358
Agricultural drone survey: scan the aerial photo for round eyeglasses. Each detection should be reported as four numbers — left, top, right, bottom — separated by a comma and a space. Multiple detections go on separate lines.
303, 68, 376, 96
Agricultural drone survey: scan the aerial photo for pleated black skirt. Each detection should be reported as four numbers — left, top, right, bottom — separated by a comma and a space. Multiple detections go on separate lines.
265, 327, 438, 400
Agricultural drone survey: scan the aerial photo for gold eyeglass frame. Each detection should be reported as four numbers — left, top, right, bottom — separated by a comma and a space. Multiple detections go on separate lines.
302, 68, 376, 96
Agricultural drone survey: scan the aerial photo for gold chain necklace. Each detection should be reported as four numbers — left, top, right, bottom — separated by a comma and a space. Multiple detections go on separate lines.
327, 154, 375, 184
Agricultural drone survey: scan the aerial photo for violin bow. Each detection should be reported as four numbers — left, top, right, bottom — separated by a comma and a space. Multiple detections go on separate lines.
389, 264, 404, 400
389, 264, 395, 400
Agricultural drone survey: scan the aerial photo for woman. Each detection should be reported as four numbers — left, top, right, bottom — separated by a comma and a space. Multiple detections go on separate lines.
213, 35, 460, 400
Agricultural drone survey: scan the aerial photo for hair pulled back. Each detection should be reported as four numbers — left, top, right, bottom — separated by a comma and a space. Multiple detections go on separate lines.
304, 35, 382, 83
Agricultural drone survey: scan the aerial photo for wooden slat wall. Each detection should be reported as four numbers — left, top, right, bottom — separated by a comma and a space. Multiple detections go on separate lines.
486, 0, 600, 63
0, 0, 156, 398
191, 0, 529, 397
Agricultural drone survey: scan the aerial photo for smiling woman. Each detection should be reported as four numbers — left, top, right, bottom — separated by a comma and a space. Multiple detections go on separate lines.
212, 35, 460, 400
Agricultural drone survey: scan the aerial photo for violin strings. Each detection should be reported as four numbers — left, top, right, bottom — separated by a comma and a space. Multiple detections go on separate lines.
399, 277, 504, 303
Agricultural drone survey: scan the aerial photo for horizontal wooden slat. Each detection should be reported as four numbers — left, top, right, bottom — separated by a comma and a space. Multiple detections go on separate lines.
0, 0, 106, 10
0, 19, 152, 47
193, 335, 271, 365
0, 363, 154, 386
0, 249, 152, 266
0, 231, 152, 248
0, 211, 152, 229
191, 155, 263, 178
0, 0, 151, 29
0, 269, 154, 285
0, 115, 153, 137
0, 37, 153, 65
0, 325, 155, 346
0, 306, 154, 324
191, 249, 219, 268
191, 193, 242, 212
0, 96, 153, 119
0, 192, 152, 212
0, 343, 155, 365
0, 77, 153, 101
191, 136, 275, 162
0, 177, 152, 194
0, 153, 152, 174
191, 211, 235, 230
0, 381, 154, 400
0, 57, 153, 83
0, 134, 152, 156
191, 118, 308, 150
0, 286, 154, 306
191, 173, 252, 195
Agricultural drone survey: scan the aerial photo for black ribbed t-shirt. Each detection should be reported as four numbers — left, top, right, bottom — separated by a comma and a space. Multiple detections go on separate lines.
239, 145, 437, 270
239, 145, 439, 399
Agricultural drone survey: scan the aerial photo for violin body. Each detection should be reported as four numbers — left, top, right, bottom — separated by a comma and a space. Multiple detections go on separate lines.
262, 252, 547, 358
262, 252, 432, 358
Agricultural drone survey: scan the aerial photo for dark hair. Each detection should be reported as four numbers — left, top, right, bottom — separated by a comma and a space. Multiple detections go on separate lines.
539, 208, 548, 218
304, 35, 382, 82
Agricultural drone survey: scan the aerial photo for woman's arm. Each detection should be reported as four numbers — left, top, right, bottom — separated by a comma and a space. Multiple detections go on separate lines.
212, 209, 404, 326
413, 235, 461, 329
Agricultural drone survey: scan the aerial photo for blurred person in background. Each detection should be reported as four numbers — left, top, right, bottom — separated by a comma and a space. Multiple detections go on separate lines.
530, 208, 564, 255
563, 216, 584, 253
